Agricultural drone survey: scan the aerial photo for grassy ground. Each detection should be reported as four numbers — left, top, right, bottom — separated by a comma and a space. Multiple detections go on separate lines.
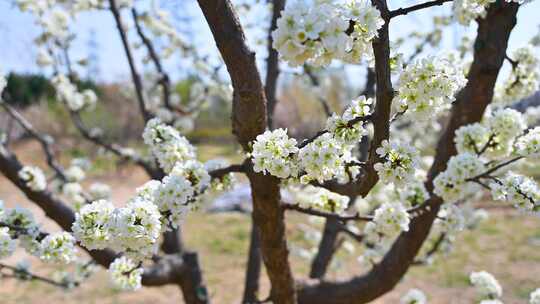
0, 141, 539, 303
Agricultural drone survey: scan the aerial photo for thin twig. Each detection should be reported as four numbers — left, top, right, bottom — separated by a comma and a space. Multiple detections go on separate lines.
389, 0, 453, 18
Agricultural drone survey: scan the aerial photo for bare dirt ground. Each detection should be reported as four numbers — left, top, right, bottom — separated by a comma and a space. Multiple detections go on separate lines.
0, 141, 539, 303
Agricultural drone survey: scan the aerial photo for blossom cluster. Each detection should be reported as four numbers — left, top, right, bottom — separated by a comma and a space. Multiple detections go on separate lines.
18, 166, 47, 192
495, 46, 539, 105
433, 153, 485, 203
452, 0, 495, 26
108, 256, 143, 291
142, 118, 196, 173
469, 271, 503, 300
490, 172, 539, 212
395, 55, 466, 119
52, 74, 98, 112
272, 0, 383, 66
0, 202, 77, 265
251, 96, 371, 184
252, 128, 299, 178
455, 108, 527, 157
374, 140, 420, 185
292, 185, 350, 214
400, 288, 427, 304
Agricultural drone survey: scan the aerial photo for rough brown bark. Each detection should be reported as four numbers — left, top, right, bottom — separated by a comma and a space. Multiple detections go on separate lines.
297, 3, 518, 303
196, 1, 296, 303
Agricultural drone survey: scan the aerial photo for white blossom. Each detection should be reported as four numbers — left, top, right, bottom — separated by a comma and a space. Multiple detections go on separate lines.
495, 45, 539, 105
489, 172, 539, 212
374, 140, 420, 185
272, 0, 383, 66
372, 202, 411, 235
18, 166, 47, 192
252, 128, 299, 179
88, 182, 112, 201
0, 227, 17, 259
113, 197, 161, 261
434, 153, 485, 203
453, 0, 495, 26
293, 186, 349, 213
72, 200, 116, 250
515, 127, 540, 158
39, 232, 77, 264
154, 173, 194, 229
396, 55, 466, 119
108, 256, 143, 291
401, 288, 427, 304
470, 271, 503, 299
142, 118, 196, 173
530, 288, 540, 304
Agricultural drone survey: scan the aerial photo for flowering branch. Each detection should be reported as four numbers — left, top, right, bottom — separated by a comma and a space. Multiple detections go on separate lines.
108, 0, 150, 122
388, 0, 454, 19
0, 262, 72, 288
0, 101, 67, 181
298, 114, 373, 149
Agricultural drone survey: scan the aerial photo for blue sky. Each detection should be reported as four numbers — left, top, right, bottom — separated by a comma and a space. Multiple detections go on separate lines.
0, 0, 538, 83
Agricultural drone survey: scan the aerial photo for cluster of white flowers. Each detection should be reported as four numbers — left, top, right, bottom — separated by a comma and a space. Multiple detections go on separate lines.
490, 172, 539, 212
88, 182, 112, 201
395, 55, 467, 119
454, 108, 527, 157
62, 182, 86, 210
298, 133, 353, 183
293, 185, 350, 213
374, 140, 420, 185
326, 96, 372, 145
531, 288, 540, 304
436, 203, 466, 233
72, 199, 116, 251
452, 0, 495, 26
272, 0, 383, 66
470, 271, 503, 300
142, 118, 196, 173
52, 75, 97, 112
73, 197, 161, 261
113, 197, 162, 260
515, 127, 540, 158
153, 174, 194, 229
434, 153, 485, 203
400, 288, 427, 304
0, 227, 17, 259
108, 256, 143, 291
370, 202, 411, 235
18, 166, 47, 192
252, 129, 299, 179
495, 46, 539, 105
39, 232, 77, 264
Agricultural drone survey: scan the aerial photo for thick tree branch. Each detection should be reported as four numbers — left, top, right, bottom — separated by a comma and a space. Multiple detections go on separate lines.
196, 1, 297, 303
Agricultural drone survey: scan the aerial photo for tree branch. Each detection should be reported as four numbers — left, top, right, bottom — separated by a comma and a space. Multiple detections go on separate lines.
389, 0, 453, 18
196, 1, 297, 302
108, 0, 151, 122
